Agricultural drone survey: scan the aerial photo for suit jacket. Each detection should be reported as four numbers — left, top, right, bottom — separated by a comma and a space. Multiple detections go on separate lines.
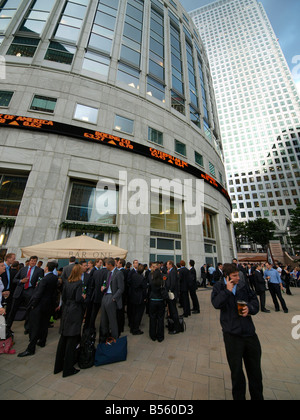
61, 263, 76, 283
91, 267, 108, 304
178, 266, 191, 292
165, 268, 179, 299
13, 266, 44, 299
29, 273, 58, 311
128, 271, 147, 305
107, 268, 124, 310
253, 270, 267, 293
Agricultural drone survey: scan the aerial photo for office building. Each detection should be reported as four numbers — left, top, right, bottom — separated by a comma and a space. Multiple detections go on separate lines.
0, 0, 234, 265
190, 0, 300, 251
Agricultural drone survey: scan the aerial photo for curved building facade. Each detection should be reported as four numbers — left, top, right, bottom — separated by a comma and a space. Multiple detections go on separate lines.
0, 0, 235, 266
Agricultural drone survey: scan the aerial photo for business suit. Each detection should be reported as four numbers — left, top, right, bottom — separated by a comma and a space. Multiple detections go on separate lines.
7, 265, 44, 332
128, 270, 147, 334
253, 270, 268, 312
61, 263, 76, 283
85, 267, 107, 332
100, 268, 124, 341
178, 266, 191, 317
189, 267, 200, 312
26, 272, 59, 353
1, 263, 17, 317
165, 267, 181, 332
54, 279, 85, 377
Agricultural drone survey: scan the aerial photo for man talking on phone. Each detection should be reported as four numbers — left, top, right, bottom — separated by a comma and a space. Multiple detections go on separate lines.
211, 263, 263, 400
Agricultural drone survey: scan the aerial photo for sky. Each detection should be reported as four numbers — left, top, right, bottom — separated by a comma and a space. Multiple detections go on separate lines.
180, 0, 300, 94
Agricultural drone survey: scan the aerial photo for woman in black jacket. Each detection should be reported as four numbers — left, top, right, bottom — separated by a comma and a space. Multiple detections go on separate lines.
148, 264, 166, 342
54, 264, 86, 377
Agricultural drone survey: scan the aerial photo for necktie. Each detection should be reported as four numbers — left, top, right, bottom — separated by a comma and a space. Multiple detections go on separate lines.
24, 267, 32, 290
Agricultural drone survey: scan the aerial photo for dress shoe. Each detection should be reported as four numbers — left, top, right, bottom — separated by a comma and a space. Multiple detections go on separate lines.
261, 309, 270, 313
63, 368, 80, 378
192, 310, 200, 314
132, 330, 144, 335
284, 309, 289, 313
37, 340, 46, 347
18, 350, 34, 358
168, 330, 179, 335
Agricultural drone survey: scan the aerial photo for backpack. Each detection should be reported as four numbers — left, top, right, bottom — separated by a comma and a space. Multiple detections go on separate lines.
78, 328, 96, 369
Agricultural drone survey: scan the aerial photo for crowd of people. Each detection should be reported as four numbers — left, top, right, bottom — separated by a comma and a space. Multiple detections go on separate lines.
0, 252, 299, 391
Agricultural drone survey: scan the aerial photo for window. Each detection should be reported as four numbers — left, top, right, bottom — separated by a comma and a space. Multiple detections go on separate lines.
203, 211, 215, 239
45, 41, 76, 65
0, 91, 13, 107
7, 36, 40, 57
148, 127, 163, 146
18, 0, 55, 36
0, 174, 28, 217
52, 0, 89, 44
209, 162, 216, 177
30, 95, 57, 113
195, 151, 203, 166
175, 139, 186, 156
74, 104, 98, 124
66, 181, 118, 224
117, 62, 140, 90
82, 51, 110, 76
0, 0, 22, 32
147, 76, 165, 102
150, 194, 181, 233
114, 115, 134, 135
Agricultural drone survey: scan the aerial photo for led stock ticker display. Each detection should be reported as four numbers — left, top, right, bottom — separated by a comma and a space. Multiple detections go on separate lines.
0, 114, 231, 207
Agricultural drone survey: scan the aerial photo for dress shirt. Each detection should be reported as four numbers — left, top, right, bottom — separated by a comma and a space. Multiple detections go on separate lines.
264, 268, 282, 284
0, 279, 4, 308
4, 262, 10, 289
224, 278, 237, 295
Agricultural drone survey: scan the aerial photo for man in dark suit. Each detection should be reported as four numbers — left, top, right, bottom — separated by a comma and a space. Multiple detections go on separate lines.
1, 253, 17, 317
61, 256, 76, 283
18, 261, 59, 357
100, 258, 124, 341
85, 259, 108, 334
253, 264, 270, 313
166, 260, 181, 334
6, 255, 44, 335
178, 260, 191, 317
189, 260, 200, 313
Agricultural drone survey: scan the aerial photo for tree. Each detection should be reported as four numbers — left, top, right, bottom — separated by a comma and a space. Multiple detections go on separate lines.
233, 222, 248, 251
290, 203, 300, 254
246, 218, 276, 251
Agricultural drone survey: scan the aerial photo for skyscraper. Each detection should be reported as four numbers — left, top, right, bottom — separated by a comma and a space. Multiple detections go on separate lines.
190, 0, 300, 252
0, 0, 234, 265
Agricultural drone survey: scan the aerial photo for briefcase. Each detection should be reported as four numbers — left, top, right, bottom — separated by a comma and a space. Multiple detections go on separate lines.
95, 336, 127, 367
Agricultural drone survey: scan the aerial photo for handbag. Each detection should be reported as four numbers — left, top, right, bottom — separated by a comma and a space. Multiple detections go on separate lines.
95, 336, 127, 367
168, 290, 175, 300
0, 336, 16, 355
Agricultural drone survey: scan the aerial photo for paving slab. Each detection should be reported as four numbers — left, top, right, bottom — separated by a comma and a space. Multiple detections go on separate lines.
1, 287, 300, 400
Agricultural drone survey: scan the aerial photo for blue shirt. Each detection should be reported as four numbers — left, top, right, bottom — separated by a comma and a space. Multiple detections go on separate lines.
223, 278, 237, 295
264, 268, 282, 284
4, 262, 10, 288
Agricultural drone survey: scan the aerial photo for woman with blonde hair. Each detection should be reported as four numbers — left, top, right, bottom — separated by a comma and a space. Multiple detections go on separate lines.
54, 264, 86, 377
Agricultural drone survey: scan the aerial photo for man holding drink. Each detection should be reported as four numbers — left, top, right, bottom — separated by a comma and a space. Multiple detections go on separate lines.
211, 263, 263, 400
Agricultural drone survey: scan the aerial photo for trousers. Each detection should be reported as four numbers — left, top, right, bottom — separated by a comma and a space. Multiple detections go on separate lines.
223, 332, 264, 400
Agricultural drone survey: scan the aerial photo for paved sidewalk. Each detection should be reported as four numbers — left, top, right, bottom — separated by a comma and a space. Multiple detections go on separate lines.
0, 287, 300, 400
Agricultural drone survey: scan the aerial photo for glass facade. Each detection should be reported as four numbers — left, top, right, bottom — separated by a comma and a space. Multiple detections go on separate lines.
191, 0, 300, 241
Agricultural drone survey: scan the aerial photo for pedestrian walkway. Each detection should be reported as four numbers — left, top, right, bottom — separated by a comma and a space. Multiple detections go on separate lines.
0, 287, 300, 400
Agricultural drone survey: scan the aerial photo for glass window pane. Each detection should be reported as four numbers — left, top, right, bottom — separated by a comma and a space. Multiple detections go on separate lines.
74, 104, 98, 124
30, 95, 57, 113
0, 174, 28, 217
114, 115, 134, 134
66, 182, 118, 224
0, 91, 13, 107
